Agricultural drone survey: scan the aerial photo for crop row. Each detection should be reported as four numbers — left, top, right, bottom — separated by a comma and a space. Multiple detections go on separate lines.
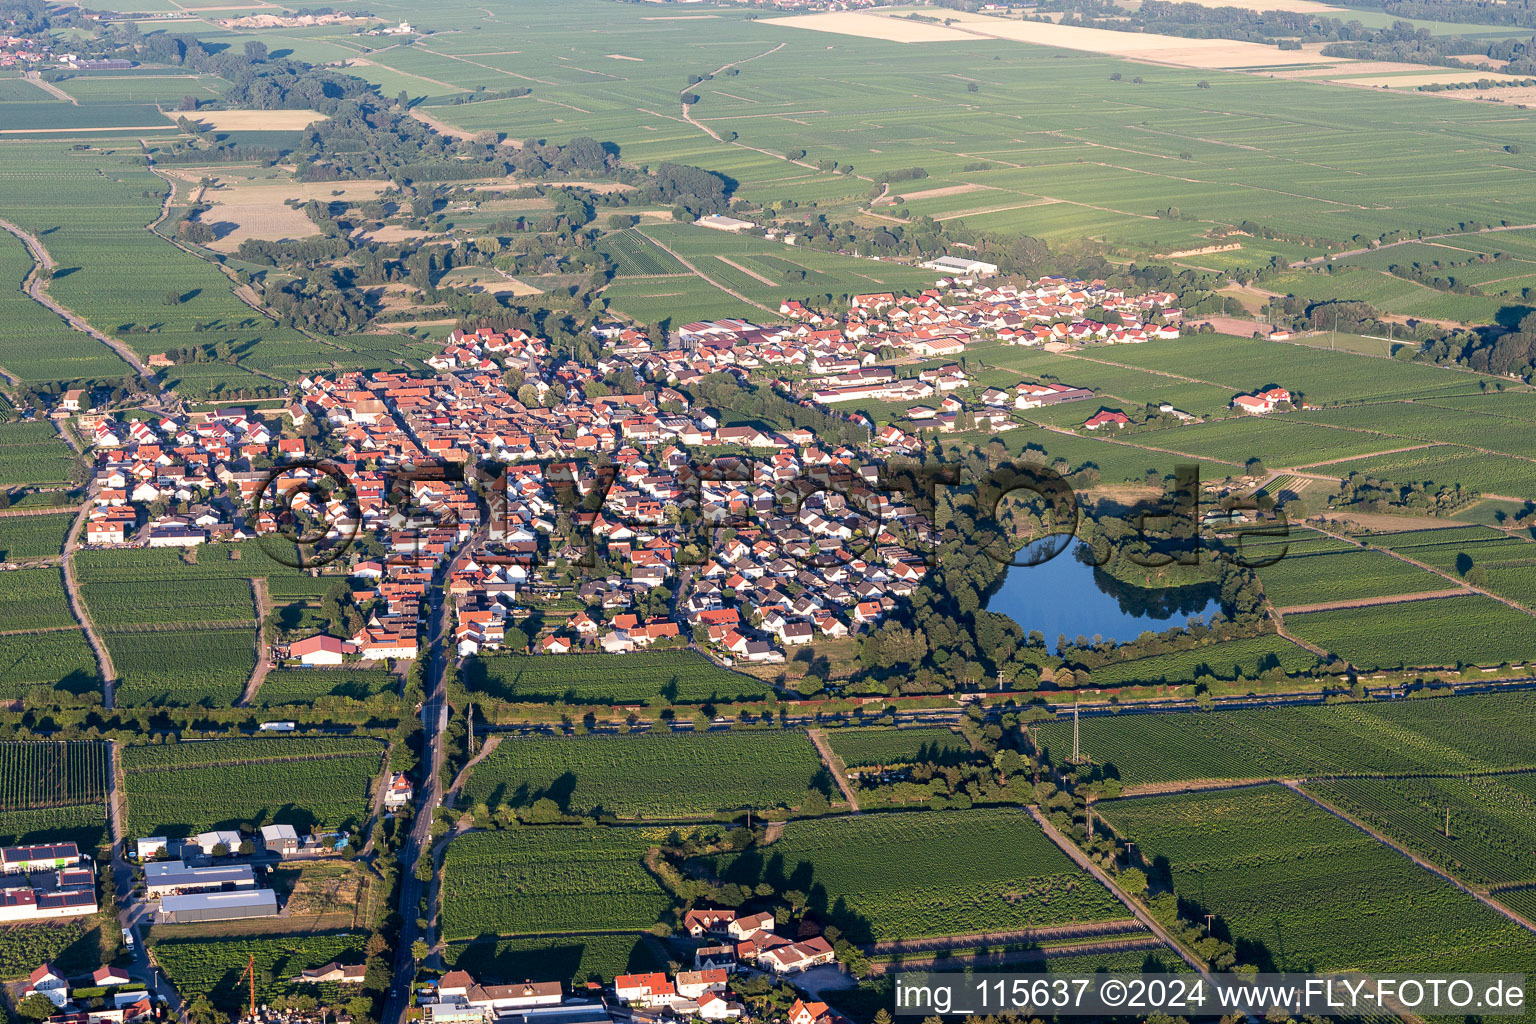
461, 649, 770, 705
152, 934, 366, 1016
696, 808, 1123, 942
0, 741, 108, 810
0, 804, 107, 852
444, 932, 668, 987
0, 629, 100, 702
440, 828, 671, 940
1035, 689, 1536, 786
1307, 773, 1536, 888
107, 627, 254, 707
0, 568, 77, 632
1285, 595, 1536, 670
460, 731, 826, 819
254, 668, 400, 706
123, 737, 382, 771
0, 513, 71, 562
824, 727, 973, 769
81, 577, 256, 629
1098, 786, 1536, 975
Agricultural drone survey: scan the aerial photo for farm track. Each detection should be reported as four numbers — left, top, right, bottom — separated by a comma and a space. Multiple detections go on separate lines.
634, 228, 776, 314
1026, 806, 1214, 980
237, 577, 272, 707
808, 728, 860, 812
443, 735, 502, 810
61, 498, 117, 706
23, 71, 76, 105
1284, 781, 1536, 934
0, 218, 160, 387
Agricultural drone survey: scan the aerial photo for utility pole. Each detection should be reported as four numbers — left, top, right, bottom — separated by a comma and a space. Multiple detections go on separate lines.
1445, 807, 1451, 838
1204, 913, 1215, 935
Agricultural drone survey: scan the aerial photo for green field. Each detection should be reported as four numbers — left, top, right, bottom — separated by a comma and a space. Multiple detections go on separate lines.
0, 628, 101, 701
1036, 690, 1536, 786
0, 568, 76, 631
107, 626, 255, 707
1079, 633, 1320, 687
698, 808, 1124, 942
824, 727, 973, 769
1099, 786, 1536, 975
0, 512, 72, 561
1285, 595, 1536, 669
444, 932, 668, 986
151, 934, 366, 1016
460, 731, 827, 819
0, 423, 77, 487
255, 667, 400, 705
1308, 773, 1536, 889
440, 827, 671, 940
462, 649, 771, 705
122, 738, 382, 838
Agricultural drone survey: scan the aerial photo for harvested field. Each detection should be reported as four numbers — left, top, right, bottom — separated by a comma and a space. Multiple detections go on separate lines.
364, 225, 433, 243
764, 12, 984, 43
892, 183, 991, 202
190, 177, 389, 252
167, 109, 326, 131
933, 13, 1348, 67
1333, 71, 1527, 88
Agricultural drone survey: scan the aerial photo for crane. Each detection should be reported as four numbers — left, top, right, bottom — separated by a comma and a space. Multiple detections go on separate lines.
239, 953, 256, 1019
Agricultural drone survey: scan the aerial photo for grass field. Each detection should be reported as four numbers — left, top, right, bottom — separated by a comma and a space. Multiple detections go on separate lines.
699, 808, 1125, 942
440, 827, 671, 941
1099, 785, 1536, 975
1036, 689, 1536, 785
460, 731, 828, 819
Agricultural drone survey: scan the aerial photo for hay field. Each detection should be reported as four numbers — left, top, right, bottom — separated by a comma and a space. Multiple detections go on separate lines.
167, 109, 326, 131
188, 177, 389, 252
764, 12, 984, 43
1333, 70, 1526, 88
934, 12, 1347, 67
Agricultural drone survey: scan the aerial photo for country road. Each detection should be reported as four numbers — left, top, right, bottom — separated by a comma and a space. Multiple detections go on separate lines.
808, 727, 861, 812
61, 496, 116, 705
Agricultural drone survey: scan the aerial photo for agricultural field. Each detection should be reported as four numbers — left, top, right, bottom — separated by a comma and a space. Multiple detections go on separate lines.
0, 740, 107, 809
698, 808, 1125, 942
0, 627, 100, 701
461, 649, 770, 704
0, 918, 101, 980
0, 803, 106, 851
1254, 538, 1451, 608
459, 731, 827, 819
151, 934, 367, 1016
444, 932, 668, 987
254, 667, 400, 706
0, 511, 72, 562
1098, 785, 1536, 975
0, 232, 129, 384
1284, 595, 1536, 669
121, 737, 382, 838
1321, 445, 1536, 501
1035, 689, 1536, 786
0, 422, 77, 487
439, 827, 671, 940
1307, 773, 1536, 888
824, 727, 973, 769
1367, 526, 1536, 608
107, 626, 255, 707
0, 567, 76, 631
1082, 633, 1320, 687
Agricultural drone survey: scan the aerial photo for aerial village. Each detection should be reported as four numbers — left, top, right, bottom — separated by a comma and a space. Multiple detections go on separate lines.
56, 273, 1274, 669
20, 272, 1303, 1022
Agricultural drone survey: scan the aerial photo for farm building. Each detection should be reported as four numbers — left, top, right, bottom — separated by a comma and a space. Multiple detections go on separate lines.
144, 862, 256, 899
260, 824, 300, 856
0, 843, 81, 875
695, 214, 755, 232
0, 880, 98, 923
921, 255, 999, 277
157, 888, 277, 923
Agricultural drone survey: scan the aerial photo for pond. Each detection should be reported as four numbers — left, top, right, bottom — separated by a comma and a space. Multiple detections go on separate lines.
984, 538, 1221, 650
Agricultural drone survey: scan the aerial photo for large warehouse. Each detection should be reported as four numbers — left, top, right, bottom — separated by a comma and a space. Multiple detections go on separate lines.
156, 888, 277, 924
144, 863, 256, 899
